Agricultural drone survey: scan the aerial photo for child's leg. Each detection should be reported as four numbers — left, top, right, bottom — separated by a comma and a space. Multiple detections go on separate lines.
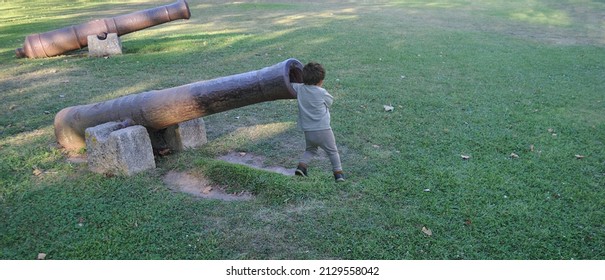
300, 131, 320, 165
315, 129, 343, 172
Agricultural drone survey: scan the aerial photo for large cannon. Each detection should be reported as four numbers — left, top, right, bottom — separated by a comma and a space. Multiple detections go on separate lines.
16, 0, 191, 59
54, 58, 304, 151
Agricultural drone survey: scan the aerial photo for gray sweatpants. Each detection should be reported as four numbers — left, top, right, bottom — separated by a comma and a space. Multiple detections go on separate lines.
300, 129, 342, 172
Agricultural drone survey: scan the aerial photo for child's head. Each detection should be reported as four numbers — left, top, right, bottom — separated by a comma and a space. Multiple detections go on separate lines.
302, 62, 325, 85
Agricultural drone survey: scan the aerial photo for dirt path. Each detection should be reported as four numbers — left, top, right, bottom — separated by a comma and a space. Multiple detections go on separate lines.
218, 151, 295, 176
163, 170, 254, 201
162, 151, 294, 200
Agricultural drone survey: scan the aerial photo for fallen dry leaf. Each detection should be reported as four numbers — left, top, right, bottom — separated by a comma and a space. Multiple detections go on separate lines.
32, 167, 43, 176
202, 186, 213, 194
37, 253, 46, 260
575, 154, 585, 159
464, 219, 472, 226
421, 226, 433, 236
158, 148, 171, 156
461, 155, 471, 160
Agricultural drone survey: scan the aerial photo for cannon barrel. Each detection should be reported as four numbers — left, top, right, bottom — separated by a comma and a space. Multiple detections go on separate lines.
54, 58, 304, 151
16, 0, 191, 58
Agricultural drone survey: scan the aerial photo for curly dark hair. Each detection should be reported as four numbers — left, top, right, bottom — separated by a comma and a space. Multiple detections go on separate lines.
302, 62, 325, 85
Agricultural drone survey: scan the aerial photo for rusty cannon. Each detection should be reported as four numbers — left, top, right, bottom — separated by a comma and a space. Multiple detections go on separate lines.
16, 0, 191, 59
54, 58, 304, 151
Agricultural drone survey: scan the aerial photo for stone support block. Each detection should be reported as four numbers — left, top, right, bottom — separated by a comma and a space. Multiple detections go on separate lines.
85, 122, 156, 176
87, 33, 122, 57
149, 118, 208, 151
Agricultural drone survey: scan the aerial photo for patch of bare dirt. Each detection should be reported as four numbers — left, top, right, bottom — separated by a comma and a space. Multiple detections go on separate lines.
66, 154, 87, 164
163, 170, 253, 201
218, 151, 295, 176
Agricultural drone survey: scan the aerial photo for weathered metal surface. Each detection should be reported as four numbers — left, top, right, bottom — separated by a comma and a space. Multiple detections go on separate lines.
54, 58, 304, 151
16, 0, 190, 59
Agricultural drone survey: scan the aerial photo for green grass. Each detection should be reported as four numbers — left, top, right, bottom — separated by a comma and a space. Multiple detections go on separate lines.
1, 0, 604, 260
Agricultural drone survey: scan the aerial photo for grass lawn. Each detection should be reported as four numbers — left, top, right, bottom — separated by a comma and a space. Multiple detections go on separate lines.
1, 0, 604, 260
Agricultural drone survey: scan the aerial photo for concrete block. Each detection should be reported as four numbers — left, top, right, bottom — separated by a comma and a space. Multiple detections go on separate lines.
85, 122, 155, 176
87, 33, 122, 57
148, 118, 207, 151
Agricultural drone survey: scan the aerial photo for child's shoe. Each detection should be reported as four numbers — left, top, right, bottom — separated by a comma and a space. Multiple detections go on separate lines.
334, 171, 345, 182
295, 163, 308, 177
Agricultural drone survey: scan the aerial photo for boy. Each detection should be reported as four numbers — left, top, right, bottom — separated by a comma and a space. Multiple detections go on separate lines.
292, 62, 345, 182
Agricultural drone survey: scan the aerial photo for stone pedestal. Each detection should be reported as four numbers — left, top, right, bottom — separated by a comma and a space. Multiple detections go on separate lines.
85, 122, 155, 176
84, 118, 207, 176
148, 118, 208, 151
87, 33, 122, 57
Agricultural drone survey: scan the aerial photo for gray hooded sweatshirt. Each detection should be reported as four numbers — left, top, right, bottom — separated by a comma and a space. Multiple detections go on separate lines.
293, 83, 334, 132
